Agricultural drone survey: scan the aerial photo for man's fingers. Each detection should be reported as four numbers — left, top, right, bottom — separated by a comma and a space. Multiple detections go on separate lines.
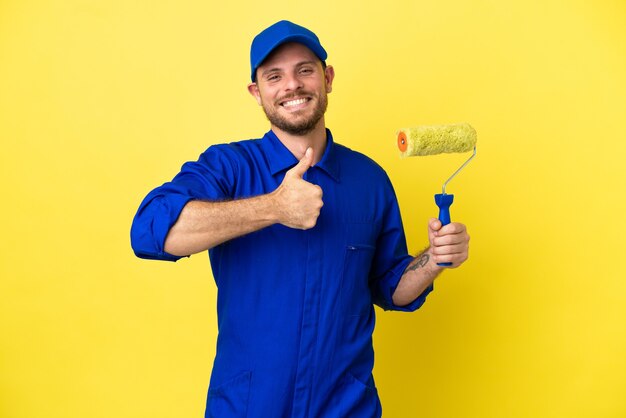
287, 147, 313, 178
429, 221, 469, 249
438, 222, 467, 235
427, 220, 470, 267
432, 252, 467, 268
432, 231, 470, 247
431, 243, 467, 255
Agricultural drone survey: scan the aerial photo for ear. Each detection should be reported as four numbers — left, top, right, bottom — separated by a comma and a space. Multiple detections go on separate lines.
324, 65, 335, 93
247, 82, 262, 105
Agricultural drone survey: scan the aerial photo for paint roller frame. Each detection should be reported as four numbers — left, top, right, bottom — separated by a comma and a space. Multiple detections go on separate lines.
441, 145, 477, 195
396, 124, 477, 267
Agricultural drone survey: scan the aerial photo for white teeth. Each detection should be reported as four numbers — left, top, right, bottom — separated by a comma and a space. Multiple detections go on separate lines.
282, 98, 308, 107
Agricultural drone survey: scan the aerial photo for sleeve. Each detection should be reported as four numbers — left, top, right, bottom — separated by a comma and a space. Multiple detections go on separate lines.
130, 145, 238, 261
369, 177, 434, 312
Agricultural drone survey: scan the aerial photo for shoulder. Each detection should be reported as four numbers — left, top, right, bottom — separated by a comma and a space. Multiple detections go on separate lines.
196, 138, 263, 168
334, 142, 391, 183
200, 138, 262, 159
331, 142, 400, 224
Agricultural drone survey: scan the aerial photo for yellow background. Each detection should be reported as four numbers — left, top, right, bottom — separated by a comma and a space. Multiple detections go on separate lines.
1, 0, 625, 417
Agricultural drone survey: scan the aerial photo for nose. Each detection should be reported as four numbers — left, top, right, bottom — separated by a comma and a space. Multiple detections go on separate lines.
284, 72, 304, 92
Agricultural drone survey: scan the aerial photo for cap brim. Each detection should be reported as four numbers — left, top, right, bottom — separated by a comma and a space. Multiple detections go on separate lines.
251, 35, 327, 81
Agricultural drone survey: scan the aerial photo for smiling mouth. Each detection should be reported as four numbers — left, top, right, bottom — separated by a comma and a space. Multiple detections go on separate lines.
280, 97, 311, 108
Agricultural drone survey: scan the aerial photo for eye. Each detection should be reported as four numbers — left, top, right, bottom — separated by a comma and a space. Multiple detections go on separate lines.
299, 67, 313, 75
266, 74, 280, 82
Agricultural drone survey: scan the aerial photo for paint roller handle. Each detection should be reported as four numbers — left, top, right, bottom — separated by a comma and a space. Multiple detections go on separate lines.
434, 193, 454, 267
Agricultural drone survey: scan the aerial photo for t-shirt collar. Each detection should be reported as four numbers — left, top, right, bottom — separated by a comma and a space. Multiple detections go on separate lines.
261, 129, 340, 182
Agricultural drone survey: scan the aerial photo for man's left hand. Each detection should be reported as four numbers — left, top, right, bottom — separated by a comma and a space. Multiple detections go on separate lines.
427, 218, 470, 268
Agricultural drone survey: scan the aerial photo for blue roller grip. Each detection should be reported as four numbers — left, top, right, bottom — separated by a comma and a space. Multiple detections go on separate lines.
434, 193, 454, 267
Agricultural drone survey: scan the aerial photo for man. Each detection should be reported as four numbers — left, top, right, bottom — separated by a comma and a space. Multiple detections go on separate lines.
131, 20, 469, 418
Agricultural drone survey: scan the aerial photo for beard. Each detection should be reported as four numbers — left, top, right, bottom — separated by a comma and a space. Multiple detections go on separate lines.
261, 90, 328, 136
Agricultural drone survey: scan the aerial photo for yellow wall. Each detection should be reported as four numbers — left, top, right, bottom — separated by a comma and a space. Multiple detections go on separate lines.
1, 0, 625, 417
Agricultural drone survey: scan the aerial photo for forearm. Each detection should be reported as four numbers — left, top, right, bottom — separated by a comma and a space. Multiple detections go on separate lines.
392, 248, 443, 307
163, 147, 322, 257
164, 193, 279, 256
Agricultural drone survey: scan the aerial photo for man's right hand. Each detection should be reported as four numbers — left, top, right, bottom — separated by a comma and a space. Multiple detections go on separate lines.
272, 147, 324, 230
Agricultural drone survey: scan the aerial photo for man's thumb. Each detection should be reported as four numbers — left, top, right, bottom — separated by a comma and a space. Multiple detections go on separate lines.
290, 147, 313, 177
428, 218, 442, 236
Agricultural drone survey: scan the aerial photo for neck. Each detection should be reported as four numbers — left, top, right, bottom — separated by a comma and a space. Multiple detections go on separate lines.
271, 118, 327, 165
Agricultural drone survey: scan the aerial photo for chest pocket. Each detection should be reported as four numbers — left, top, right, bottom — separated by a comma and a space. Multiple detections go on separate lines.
339, 243, 376, 317
339, 223, 376, 316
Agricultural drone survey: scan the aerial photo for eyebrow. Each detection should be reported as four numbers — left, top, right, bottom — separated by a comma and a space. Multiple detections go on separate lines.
261, 60, 318, 77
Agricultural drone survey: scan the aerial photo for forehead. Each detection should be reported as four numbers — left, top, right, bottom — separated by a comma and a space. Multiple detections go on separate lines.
259, 42, 320, 70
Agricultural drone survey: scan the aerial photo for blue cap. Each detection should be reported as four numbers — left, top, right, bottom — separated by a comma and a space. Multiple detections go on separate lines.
250, 20, 327, 81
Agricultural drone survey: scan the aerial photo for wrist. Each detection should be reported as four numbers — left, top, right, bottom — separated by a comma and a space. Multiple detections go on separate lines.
265, 188, 284, 225
424, 247, 445, 275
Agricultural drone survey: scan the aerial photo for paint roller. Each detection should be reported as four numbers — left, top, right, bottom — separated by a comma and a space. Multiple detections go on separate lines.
397, 123, 477, 267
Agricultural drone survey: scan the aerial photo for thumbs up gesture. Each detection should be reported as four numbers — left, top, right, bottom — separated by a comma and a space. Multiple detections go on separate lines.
272, 147, 324, 230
